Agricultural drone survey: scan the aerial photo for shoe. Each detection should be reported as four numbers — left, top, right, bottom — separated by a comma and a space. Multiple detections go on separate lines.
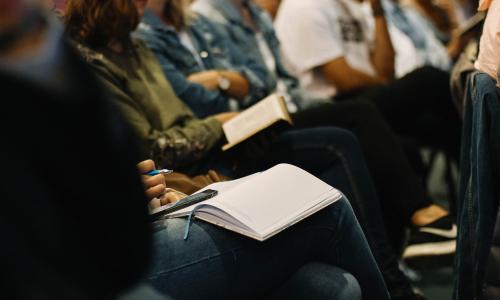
403, 215, 456, 268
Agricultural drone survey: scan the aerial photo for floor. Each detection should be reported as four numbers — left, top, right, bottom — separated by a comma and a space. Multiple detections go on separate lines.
416, 267, 454, 299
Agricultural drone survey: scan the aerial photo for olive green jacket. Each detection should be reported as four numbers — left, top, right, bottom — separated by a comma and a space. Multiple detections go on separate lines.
76, 39, 224, 169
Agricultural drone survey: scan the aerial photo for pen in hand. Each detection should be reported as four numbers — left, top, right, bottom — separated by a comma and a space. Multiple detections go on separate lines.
143, 169, 173, 176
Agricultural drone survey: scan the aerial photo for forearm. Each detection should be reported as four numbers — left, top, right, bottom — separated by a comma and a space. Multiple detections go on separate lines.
415, 0, 453, 33
150, 117, 224, 169
187, 70, 250, 100
218, 70, 250, 100
371, 16, 395, 81
320, 57, 385, 94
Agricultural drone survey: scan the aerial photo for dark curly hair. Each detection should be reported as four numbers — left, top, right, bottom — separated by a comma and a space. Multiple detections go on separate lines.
65, 0, 139, 47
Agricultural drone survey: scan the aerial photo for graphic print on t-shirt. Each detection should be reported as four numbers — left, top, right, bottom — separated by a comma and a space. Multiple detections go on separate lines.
338, 18, 364, 42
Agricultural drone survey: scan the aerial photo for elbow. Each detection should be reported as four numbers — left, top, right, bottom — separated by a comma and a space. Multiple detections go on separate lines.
235, 83, 250, 101
335, 80, 365, 94
379, 70, 394, 83
376, 66, 395, 83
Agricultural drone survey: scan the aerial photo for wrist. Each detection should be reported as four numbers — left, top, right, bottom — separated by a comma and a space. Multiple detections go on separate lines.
217, 71, 231, 91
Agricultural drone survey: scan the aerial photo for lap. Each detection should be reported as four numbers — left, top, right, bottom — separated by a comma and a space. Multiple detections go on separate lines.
145, 198, 362, 299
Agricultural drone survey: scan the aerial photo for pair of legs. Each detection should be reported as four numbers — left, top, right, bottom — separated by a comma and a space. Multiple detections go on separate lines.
337, 66, 462, 163
187, 126, 415, 299
292, 101, 437, 247
146, 197, 389, 300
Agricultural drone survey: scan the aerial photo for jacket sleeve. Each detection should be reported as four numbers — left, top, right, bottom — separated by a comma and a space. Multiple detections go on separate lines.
141, 33, 230, 118
209, 19, 276, 107
91, 64, 224, 169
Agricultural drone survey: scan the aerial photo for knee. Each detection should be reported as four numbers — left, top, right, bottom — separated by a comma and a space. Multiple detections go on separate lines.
317, 127, 361, 153
289, 262, 362, 300
336, 272, 362, 300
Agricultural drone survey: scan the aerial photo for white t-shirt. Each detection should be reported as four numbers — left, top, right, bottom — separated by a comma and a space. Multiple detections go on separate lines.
178, 30, 205, 69
275, 0, 377, 99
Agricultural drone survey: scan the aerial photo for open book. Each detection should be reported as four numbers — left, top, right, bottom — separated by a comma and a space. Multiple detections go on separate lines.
167, 164, 342, 241
222, 94, 292, 151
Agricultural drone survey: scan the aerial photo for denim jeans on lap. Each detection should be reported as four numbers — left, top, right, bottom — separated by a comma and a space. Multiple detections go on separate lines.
191, 126, 409, 298
146, 198, 389, 300
268, 262, 362, 300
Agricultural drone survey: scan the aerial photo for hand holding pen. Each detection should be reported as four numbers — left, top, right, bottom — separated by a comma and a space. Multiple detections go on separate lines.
136, 160, 182, 208
143, 169, 173, 176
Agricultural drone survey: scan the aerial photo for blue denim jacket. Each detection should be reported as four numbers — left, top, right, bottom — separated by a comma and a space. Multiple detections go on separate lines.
192, 0, 306, 108
134, 10, 272, 118
381, 0, 451, 71
455, 72, 500, 299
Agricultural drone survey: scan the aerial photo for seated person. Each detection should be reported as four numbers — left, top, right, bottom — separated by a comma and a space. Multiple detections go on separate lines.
138, 160, 388, 300
137, 1, 454, 299
63, 0, 406, 298
136, 0, 273, 116
401, 0, 476, 41
1, 2, 389, 299
272, 0, 462, 162
0, 1, 159, 298
474, 0, 500, 85
368, 0, 474, 77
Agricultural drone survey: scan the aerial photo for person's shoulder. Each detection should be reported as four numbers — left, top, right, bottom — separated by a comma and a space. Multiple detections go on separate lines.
72, 42, 105, 65
281, 0, 333, 9
134, 23, 165, 48
191, 0, 227, 24
279, 0, 338, 17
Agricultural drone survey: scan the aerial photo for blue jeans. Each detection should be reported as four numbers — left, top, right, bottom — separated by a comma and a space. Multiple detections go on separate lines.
146, 198, 389, 300
454, 72, 500, 299
192, 127, 405, 297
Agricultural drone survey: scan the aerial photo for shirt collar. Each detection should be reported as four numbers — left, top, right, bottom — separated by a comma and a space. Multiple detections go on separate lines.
142, 9, 176, 33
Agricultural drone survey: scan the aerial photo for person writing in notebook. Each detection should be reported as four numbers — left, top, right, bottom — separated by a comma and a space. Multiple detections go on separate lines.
62, 0, 392, 298
2, 1, 387, 299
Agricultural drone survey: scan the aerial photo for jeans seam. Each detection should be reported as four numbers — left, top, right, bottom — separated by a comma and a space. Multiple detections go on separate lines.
329, 147, 364, 205
148, 246, 244, 279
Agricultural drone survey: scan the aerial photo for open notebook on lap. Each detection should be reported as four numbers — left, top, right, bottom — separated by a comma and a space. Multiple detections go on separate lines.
156, 164, 342, 241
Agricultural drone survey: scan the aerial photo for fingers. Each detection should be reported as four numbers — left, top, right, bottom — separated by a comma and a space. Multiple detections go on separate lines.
143, 174, 165, 188
145, 183, 166, 201
137, 159, 155, 173
148, 198, 162, 209
159, 190, 187, 205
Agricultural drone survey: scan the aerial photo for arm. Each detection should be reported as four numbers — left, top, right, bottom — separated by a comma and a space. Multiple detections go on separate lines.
414, 0, 453, 34
220, 24, 275, 105
319, 57, 385, 93
92, 64, 224, 169
137, 160, 187, 209
274, 2, 386, 95
202, 17, 275, 104
187, 69, 250, 100
369, 0, 395, 81
143, 36, 230, 118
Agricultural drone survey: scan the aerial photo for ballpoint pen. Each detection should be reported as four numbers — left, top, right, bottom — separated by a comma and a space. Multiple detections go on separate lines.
143, 169, 173, 176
